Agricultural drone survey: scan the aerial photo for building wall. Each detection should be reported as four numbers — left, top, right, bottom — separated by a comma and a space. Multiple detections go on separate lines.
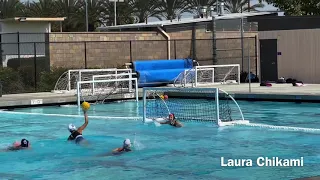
165, 24, 258, 73
0, 22, 50, 67
49, 28, 258, 73
49, 32, 166, 68
259, 29, 320, 83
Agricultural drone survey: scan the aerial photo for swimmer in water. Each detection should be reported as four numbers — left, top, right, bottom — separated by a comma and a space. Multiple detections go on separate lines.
4, 139, 31, 151
112, 139, 132, 155
98, 139, 132, 157
67, 110, 89, 144
154, 113, 183, 127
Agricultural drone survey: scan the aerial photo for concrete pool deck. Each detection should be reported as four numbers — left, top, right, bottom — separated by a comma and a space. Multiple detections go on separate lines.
0, 83, 320, 108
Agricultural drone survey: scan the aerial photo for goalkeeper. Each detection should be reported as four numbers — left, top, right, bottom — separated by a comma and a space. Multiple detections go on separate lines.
154, 113, 183, 128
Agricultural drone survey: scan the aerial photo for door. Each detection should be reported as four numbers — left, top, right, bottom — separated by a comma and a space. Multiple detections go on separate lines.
260, 39, 278, 82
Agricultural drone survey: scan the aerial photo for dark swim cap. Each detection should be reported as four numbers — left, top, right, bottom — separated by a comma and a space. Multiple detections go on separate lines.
20, 139, 29, 147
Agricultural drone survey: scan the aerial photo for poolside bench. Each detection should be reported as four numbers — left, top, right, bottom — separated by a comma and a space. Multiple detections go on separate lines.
130, 59, 195, 87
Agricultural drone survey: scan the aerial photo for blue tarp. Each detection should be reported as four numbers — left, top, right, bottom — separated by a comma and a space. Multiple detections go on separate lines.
133, 59, 193, 87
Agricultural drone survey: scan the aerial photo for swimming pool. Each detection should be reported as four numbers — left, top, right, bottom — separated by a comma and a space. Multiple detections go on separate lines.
1, 100, 320, 180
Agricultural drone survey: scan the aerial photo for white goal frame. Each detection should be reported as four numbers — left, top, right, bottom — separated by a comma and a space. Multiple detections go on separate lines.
142, 87, 247, 127
76, 78, 138, 110
67, 68, 132, 91
92, 73, 137, 93
194, 64, 240, 86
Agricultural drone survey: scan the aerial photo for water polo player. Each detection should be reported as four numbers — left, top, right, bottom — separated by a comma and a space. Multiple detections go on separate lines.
67, 109, 89, 144
4, 139, 31, 151
153, 113, 183, 127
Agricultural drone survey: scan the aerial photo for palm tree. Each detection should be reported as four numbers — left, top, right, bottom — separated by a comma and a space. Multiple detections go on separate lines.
100, 1, 135, 26
127, 0, 162, 23
223, 0, 264, 13
55, 0, 79, 32
23, 0, 58, 17
0, 0, 24, 18
73, 0, 105, 31
159, 0, 191, 21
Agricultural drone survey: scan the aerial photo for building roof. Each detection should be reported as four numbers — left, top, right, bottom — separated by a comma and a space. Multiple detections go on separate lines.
98, 12, 277, 30
0, 17, 66, 22
248, 15, 320, 31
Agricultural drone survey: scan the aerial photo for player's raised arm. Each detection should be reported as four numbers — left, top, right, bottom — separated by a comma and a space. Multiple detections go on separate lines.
77, 110, 89, 134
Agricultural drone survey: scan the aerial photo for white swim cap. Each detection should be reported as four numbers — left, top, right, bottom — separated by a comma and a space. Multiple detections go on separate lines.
68, 124, 77, 132
124, 139, 131, 147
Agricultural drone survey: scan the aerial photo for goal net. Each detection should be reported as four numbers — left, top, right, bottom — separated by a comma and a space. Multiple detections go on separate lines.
76, 78, 138, 109
142, 87, 248, 126
174, 64, 240, 87
54, 68, 132, 93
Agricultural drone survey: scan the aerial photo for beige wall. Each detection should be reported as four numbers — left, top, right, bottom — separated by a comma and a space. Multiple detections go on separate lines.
49, 29, 258, 72
49, 32, 166, 68
259, 29, 320, 83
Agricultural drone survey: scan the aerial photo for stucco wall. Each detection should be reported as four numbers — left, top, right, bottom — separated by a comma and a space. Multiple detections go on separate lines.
259, 29, 320, 83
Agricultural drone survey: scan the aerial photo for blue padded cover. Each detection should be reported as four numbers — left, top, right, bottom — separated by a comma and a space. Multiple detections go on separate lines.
133, 59, 193, 72
138, 69, 188, 85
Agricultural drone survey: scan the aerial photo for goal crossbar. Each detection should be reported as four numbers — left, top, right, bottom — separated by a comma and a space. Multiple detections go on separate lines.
76, 78, 138, 109
92, 73, 137, 80
92, 73, 137, 93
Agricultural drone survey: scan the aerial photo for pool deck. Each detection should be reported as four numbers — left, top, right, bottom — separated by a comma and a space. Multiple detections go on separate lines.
1, 83, 320, 108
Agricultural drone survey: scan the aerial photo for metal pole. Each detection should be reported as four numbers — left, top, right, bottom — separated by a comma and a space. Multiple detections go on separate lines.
84, 42, 87, 68
34, 42, 37, 91
240, 17, 244, 72
114, 0, 117, 26
254, 36, 258, 75
215, 88, 220, 126
85, 0, 88, 32
77, 82, 81, 111
142, 88, 146, 123
130, 41, 132, 62
174, 40, 177, 59
212, 16, 217, 64
135, 79, 138, 102
248, 43, 251, 93
17, 32, 20, 66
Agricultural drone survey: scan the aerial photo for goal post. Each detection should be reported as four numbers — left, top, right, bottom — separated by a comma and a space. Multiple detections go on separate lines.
142, 87, 247, 126
76, 78, 138, 110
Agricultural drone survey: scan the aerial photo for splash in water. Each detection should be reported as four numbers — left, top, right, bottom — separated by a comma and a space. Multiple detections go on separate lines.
133, 133, 145, 150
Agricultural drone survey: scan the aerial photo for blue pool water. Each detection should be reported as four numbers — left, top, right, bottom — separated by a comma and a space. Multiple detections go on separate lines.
1, 100, 320, 180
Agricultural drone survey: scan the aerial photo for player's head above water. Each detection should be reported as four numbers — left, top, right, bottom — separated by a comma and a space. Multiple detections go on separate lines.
20, 139, 29, 148
123, 139, 131, 149
169, 113, 175, 121
68, 124, 77, 132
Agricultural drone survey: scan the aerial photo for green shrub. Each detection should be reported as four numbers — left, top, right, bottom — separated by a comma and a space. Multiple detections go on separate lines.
0, 67, 25, 94
37, 67, 68, 92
